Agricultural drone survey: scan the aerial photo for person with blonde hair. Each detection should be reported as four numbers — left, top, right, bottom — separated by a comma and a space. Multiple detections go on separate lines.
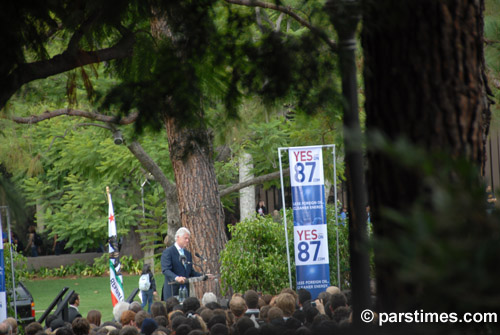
275, 293, 296, 319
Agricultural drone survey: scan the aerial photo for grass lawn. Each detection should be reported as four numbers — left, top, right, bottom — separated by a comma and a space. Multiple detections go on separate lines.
24, 274, 165, 323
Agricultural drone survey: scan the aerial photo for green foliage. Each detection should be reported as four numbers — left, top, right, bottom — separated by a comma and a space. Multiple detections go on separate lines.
220, 215, 291, 294
244, 119, 291, 181
120, 255, 143, 275
137, 186, 168, 257
220, 205, 356, 294
4, 246, 29, 287
25, 254, 143, 278
4, 115, 172, 253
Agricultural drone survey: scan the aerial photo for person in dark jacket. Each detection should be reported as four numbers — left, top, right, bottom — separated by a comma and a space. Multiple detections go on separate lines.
140, 264, 157, 313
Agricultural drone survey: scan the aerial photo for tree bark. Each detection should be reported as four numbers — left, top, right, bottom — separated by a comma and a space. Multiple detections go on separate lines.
362, 0, 490, 312
164, 115, 228, 297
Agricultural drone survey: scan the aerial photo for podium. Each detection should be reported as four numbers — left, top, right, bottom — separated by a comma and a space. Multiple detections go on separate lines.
168, 275, 221, 300
167, 275, 208, 299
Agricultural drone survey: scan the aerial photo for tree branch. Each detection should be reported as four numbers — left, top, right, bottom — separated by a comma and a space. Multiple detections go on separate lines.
0, 32, 135, 110
225, 0, 337, 51
219, 168, 290, 197
6, 108, 139, 125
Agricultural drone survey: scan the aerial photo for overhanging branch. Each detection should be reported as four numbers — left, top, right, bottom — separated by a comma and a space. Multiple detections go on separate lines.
225, 0, 337, 51
7, 109, 139, 125
0, 32, 135, 110
219, 168, 290, 197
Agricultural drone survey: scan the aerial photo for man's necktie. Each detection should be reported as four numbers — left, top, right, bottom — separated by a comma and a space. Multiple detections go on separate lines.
179, 248, 186, 269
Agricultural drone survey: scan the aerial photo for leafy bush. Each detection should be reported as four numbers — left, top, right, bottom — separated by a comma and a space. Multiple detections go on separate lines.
220, 205, 356, 294
221, 215, 291, 294
25, 254, 143, 278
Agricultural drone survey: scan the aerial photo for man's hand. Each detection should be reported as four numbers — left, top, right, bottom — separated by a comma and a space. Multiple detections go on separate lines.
314, 299, 326, 315
175, 276, 186, 284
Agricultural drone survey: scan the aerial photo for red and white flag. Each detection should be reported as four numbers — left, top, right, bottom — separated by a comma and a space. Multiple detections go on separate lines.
107, 187, 124, 307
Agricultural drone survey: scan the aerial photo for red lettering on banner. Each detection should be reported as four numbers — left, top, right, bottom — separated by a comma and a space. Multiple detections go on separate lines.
293, 151, 300, 161
297, 230, 304, 240
294, 150, 314, 162
304, 230, 311, 240
297, 229, 319, 241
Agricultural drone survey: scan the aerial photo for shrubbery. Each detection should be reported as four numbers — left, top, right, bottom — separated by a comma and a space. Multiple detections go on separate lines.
220, 205, 354, 295
24, 253, 144, 278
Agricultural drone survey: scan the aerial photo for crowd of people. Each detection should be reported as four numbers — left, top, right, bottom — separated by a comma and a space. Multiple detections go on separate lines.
0, 286, 357, 335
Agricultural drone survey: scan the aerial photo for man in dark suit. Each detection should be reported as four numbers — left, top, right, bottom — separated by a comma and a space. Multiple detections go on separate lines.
161, 227, 203, 300
68, 292, 82, 322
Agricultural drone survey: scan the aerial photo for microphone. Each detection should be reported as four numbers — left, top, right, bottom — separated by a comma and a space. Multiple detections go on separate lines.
195, 252, 208, 262
179, 255, 187, 265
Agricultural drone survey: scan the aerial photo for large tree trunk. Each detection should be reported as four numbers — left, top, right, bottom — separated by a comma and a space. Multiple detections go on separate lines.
164, 115, 228, 298
362, 0, 490, 312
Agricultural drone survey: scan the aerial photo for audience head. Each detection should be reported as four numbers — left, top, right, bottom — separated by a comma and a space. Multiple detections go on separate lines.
113, 302, 130, 323
210, 323, 228, 335
72, 317, 90, 335
0, 322, 12, 335
86, 310, 102, 327
207, 314, 226, 330
332, 306, 351, 324
297, 289, 311, 306
317, 291, 331, 304
235, 317, 255, 335
153, 316, 168, 328
5, 317, 17, 334
55, 326, 74, 335
326, 286, 340, 295
201, 292, 217, 306
200, 308, 214, 324
279, 288, 298, 304
120, 310, 136, 326
329, 293, 348, 311
243, 290, 259, 310
165, 297, 179, 314
205, 301, 222, 310
275, 293, 296, 317
118, 326, 138, 335
25, 322, 43, 335
261, 295, 273, 306
140, 318, 158, 335
267, 307, 284, 322
259, 305, 270, 320
45, 314, 58, 330
134, 311, 149, 329
50, 319, 65, 332
128, 302, 142, 314
182, 297, 200, 314
229, 297, 247, 318
151, 302, 167, 318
